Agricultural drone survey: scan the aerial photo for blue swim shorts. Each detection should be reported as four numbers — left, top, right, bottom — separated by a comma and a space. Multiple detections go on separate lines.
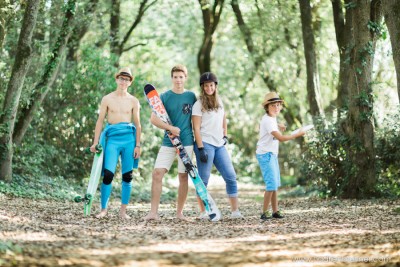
256, 152, 281, 191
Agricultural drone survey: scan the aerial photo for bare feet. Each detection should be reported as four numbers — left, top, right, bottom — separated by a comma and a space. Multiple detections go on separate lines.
176, 213, 188, 221
120, 213, 131, 220
144, 212, 160, 221
119, 205, 130, 220
96, 209, 107, 218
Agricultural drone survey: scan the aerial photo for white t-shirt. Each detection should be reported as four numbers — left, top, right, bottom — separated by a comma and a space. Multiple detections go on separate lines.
192, 99, 225, 147
256, 114, 280, 155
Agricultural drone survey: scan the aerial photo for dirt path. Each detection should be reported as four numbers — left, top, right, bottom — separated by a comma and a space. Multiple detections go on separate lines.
0, 183, 399, 267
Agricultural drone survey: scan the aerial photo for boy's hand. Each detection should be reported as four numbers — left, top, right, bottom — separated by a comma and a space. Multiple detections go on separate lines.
134, 147, 141, 158
168, 126, 181, 136
297, 128, 306, 137
90, 144, 99, 153
278, 123, 287, 132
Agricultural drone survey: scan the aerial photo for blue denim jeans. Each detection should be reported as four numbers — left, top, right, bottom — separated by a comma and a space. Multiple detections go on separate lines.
194, 142, 238, 197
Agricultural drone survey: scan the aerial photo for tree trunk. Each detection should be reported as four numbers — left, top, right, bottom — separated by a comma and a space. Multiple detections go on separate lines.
0, 0, 40, 182
67, 0, 99, 61
331, 0, 352, 115
0, 15, 5, 49
298, 0, 324, 121
13, 0, 77, 146
198, 30, 213, 74
197, 0, 225, 74
342, 0, 382, 198
110, 0, 121, 59
382, 0, 400, 100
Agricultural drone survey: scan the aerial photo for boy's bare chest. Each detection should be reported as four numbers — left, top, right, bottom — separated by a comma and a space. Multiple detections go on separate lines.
107, 98, 133, 115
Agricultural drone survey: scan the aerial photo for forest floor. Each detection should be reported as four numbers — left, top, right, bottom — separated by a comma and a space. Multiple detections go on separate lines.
0, 180, 399, 267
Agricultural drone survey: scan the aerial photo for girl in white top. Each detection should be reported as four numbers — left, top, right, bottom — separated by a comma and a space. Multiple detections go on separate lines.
192, 72, 243, 219
256, 92, 305, 220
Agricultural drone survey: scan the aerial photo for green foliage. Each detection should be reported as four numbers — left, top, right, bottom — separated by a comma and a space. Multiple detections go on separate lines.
1, 0, 398, 202
344, 2, 357, 9
355, 90, 373, 108
280, 185, 320, 199
300, 109, 400, 198
0, 170, 176, 203
280, 175, 297, 187
355, 90, 374, 122
32, 47, 118, 180
299, 119, 350, 197
393, 207, 400, 214
7, 44, 177, 197
126, 179, 177, 203
77, 176, 178, 203
229, 141, 260, 182
375, 109, 400, 197
367, 20, 386, 39
357, 41, 375, 75
0, 174, 81, 199
0, 241, 22, 255
62, 0, 76, 15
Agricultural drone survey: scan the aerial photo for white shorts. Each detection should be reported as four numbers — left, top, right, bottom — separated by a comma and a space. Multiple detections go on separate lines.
154, 146, 194, 173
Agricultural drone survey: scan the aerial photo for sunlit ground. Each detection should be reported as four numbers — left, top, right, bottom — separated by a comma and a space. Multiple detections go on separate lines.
0, 180, 399, 267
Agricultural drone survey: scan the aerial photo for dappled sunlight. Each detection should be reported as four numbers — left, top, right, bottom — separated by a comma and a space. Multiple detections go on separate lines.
1, 232, 61, 242
1, 1, 399, 266
0, 185, 399, 266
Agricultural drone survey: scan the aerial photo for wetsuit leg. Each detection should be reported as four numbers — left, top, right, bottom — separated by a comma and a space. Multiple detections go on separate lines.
101, 169, 114, 209
120, 136, 134, 205
121, 171, 133, 205
101, 139, 119, 210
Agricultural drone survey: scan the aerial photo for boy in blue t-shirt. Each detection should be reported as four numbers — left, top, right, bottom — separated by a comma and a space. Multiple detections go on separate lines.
144, 64, 196, 220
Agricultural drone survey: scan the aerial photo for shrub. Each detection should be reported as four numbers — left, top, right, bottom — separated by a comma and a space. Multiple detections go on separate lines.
300, 109, 400, 198
299, 120, 350, 197
375, 110, 400, 197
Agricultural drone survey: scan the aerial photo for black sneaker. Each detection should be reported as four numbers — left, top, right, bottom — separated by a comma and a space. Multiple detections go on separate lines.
272, 211, 284, 219
260, 211, 272, 220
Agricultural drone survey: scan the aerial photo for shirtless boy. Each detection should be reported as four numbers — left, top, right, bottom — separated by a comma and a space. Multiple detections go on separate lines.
90, 67, 141, 219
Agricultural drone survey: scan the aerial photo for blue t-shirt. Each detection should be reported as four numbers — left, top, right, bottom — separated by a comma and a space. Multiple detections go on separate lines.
160, 90, 196, 147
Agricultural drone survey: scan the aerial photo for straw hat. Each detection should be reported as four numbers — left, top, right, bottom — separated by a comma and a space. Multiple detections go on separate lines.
115, 67, 133, 81
262, 92, 284, 106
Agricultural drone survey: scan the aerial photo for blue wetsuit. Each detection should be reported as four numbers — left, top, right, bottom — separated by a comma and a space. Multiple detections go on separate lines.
99, 122, 139, 209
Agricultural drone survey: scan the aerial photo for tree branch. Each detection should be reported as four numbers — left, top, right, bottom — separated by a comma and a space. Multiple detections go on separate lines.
120, 0, 158, 50
122, 42, 148, 52
331, 0, 345, 48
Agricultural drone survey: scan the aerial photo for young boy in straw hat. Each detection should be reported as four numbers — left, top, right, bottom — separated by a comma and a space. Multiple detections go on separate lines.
90, 67, 141, 219
256, 92, 305, 220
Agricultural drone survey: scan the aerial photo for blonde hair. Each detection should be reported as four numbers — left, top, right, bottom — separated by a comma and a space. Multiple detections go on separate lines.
199, 84, 221, 112
171, 64, 187, 77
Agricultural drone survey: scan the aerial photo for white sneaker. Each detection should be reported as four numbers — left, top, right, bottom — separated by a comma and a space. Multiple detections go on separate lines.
199, 211, 209, 220
230, 210, 244, 219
